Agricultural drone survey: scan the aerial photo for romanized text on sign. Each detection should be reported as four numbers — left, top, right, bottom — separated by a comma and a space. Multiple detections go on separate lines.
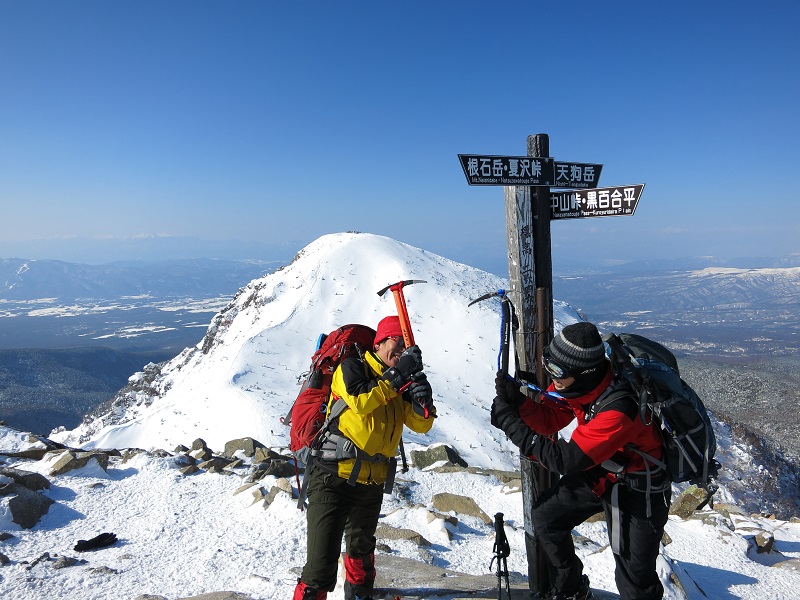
550, 184, 645, 220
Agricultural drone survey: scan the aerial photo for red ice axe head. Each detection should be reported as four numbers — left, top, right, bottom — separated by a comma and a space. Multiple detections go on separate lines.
376, 279, 426, 349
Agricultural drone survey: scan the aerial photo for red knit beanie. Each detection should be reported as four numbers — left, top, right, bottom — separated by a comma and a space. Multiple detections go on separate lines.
374, 316, 403, 346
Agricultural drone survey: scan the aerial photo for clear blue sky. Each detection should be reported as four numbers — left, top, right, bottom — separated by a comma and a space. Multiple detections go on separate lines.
1, 1, 798, 274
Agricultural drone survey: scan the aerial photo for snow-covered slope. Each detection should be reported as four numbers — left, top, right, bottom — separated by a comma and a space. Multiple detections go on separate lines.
52, 233, 580, 468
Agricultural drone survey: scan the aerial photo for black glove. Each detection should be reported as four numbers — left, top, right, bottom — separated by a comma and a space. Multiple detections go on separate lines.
74, 532, 118, 552
494, 371, 527, 407
491, 396, 539, 456
491, 394, 519, 431
383, 345, 423, 390
407, 372, 435, 417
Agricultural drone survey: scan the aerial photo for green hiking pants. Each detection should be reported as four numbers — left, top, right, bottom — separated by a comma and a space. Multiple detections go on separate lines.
300, 465, 384, 592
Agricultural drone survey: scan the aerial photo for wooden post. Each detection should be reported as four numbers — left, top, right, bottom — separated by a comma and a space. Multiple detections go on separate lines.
503, 133, 557, 597
503, 184, 535, 371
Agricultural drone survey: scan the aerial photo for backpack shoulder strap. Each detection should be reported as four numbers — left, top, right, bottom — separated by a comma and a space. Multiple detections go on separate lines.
587, 383, 636, 422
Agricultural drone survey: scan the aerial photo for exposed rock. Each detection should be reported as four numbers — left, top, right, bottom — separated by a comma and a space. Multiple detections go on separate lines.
774, 558, 800, 571
376, 523, 431, 547
223, 437, 266, 458
251, 458, 295, 479
0, 552, 9, 565
3, 483, 55, 529
374, 553, 528, 597
669, 485, 710, 519
198, 457, 233, 473
51, 555, 86, 569
121, 448, 148, 463
754, 530, 775, 554
585, 512, 606, 524
411, 444, 468, 470
233, 482, 259, 496
191, 438, 210, 452
250, 486, 268, 506
273, 477, 293, 495
431, 492, 491, 525
254, 447, 283, 463
87, 565, 120, 575
179, 464, 200, 476
264, 485, 291, 508
133, 595, 168, 600
714, 502, 747, 520
426, 509, 458, 527
0, 467, 50, 491
190, 447, 214, 462
48, 450, 110, 476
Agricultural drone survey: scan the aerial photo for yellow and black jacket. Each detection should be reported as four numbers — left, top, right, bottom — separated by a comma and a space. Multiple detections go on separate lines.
323, 350, 434, 485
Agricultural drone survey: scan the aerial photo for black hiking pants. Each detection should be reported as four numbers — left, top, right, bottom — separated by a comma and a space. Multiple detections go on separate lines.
300, 465, 384, 597
530, 472, 670, 600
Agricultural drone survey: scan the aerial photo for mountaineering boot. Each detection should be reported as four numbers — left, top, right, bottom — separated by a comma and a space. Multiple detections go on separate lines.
293, 579, 328, 600
546, 574, 592, 600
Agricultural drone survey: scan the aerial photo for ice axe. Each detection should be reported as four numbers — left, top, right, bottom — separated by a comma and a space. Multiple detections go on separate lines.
377, 279, 427, 348
468, 289, 518, 377
469, 290, 567, 406
377, 279, 428, 415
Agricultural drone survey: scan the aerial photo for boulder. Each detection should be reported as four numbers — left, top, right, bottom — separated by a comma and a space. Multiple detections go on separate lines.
669, 485, 710, 519
376, 523, 431, 547
431, 492, 491, 525
2, 483, 55, 529
0, 467, 50, 491
411, 445, 468, 470
48, 451, 110, 476
223, 437, 266, 459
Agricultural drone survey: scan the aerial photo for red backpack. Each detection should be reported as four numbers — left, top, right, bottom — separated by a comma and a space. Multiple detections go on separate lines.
283, 324, 376, 465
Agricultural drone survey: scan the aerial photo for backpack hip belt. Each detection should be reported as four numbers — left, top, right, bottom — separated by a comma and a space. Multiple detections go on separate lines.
312, 430, 397, 491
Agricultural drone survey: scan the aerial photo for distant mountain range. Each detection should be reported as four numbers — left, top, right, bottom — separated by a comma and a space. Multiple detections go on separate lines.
0, 257, 280, 301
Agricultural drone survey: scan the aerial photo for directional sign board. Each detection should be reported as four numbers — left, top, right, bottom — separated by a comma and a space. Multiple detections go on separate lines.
459, 155, 602, 189
458, 154, 555, 186
550, 184, 645, 220
552, 162, 603, 189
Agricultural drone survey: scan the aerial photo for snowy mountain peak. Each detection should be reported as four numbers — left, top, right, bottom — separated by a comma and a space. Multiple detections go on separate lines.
51, 232, 581, 462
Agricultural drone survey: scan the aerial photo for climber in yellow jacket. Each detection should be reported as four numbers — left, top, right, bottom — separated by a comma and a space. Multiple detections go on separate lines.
294, 315, 436, 600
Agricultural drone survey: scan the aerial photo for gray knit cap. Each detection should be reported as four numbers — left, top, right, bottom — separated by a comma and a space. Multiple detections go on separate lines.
548, 322, 605, 371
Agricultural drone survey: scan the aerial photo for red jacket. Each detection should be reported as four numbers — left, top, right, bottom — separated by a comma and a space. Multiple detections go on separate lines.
518, 367, 664, 495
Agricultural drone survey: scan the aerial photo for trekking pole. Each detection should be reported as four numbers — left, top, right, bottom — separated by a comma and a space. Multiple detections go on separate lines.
377, 279, 428, 413
489, 512, 512, 600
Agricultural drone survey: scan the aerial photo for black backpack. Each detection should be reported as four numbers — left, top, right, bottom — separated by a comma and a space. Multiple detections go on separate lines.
600, 332, 719, 486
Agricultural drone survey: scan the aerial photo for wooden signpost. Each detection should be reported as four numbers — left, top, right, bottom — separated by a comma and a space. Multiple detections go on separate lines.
459, 133, 644, 597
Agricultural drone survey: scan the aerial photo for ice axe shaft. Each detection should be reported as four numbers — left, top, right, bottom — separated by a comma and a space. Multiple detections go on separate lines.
468, 289, 513, 376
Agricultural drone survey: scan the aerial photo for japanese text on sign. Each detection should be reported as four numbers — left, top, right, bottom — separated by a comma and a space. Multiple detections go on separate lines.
553, 162, 603, 189
458, 154, 555, 186
550, 184, 645, 220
